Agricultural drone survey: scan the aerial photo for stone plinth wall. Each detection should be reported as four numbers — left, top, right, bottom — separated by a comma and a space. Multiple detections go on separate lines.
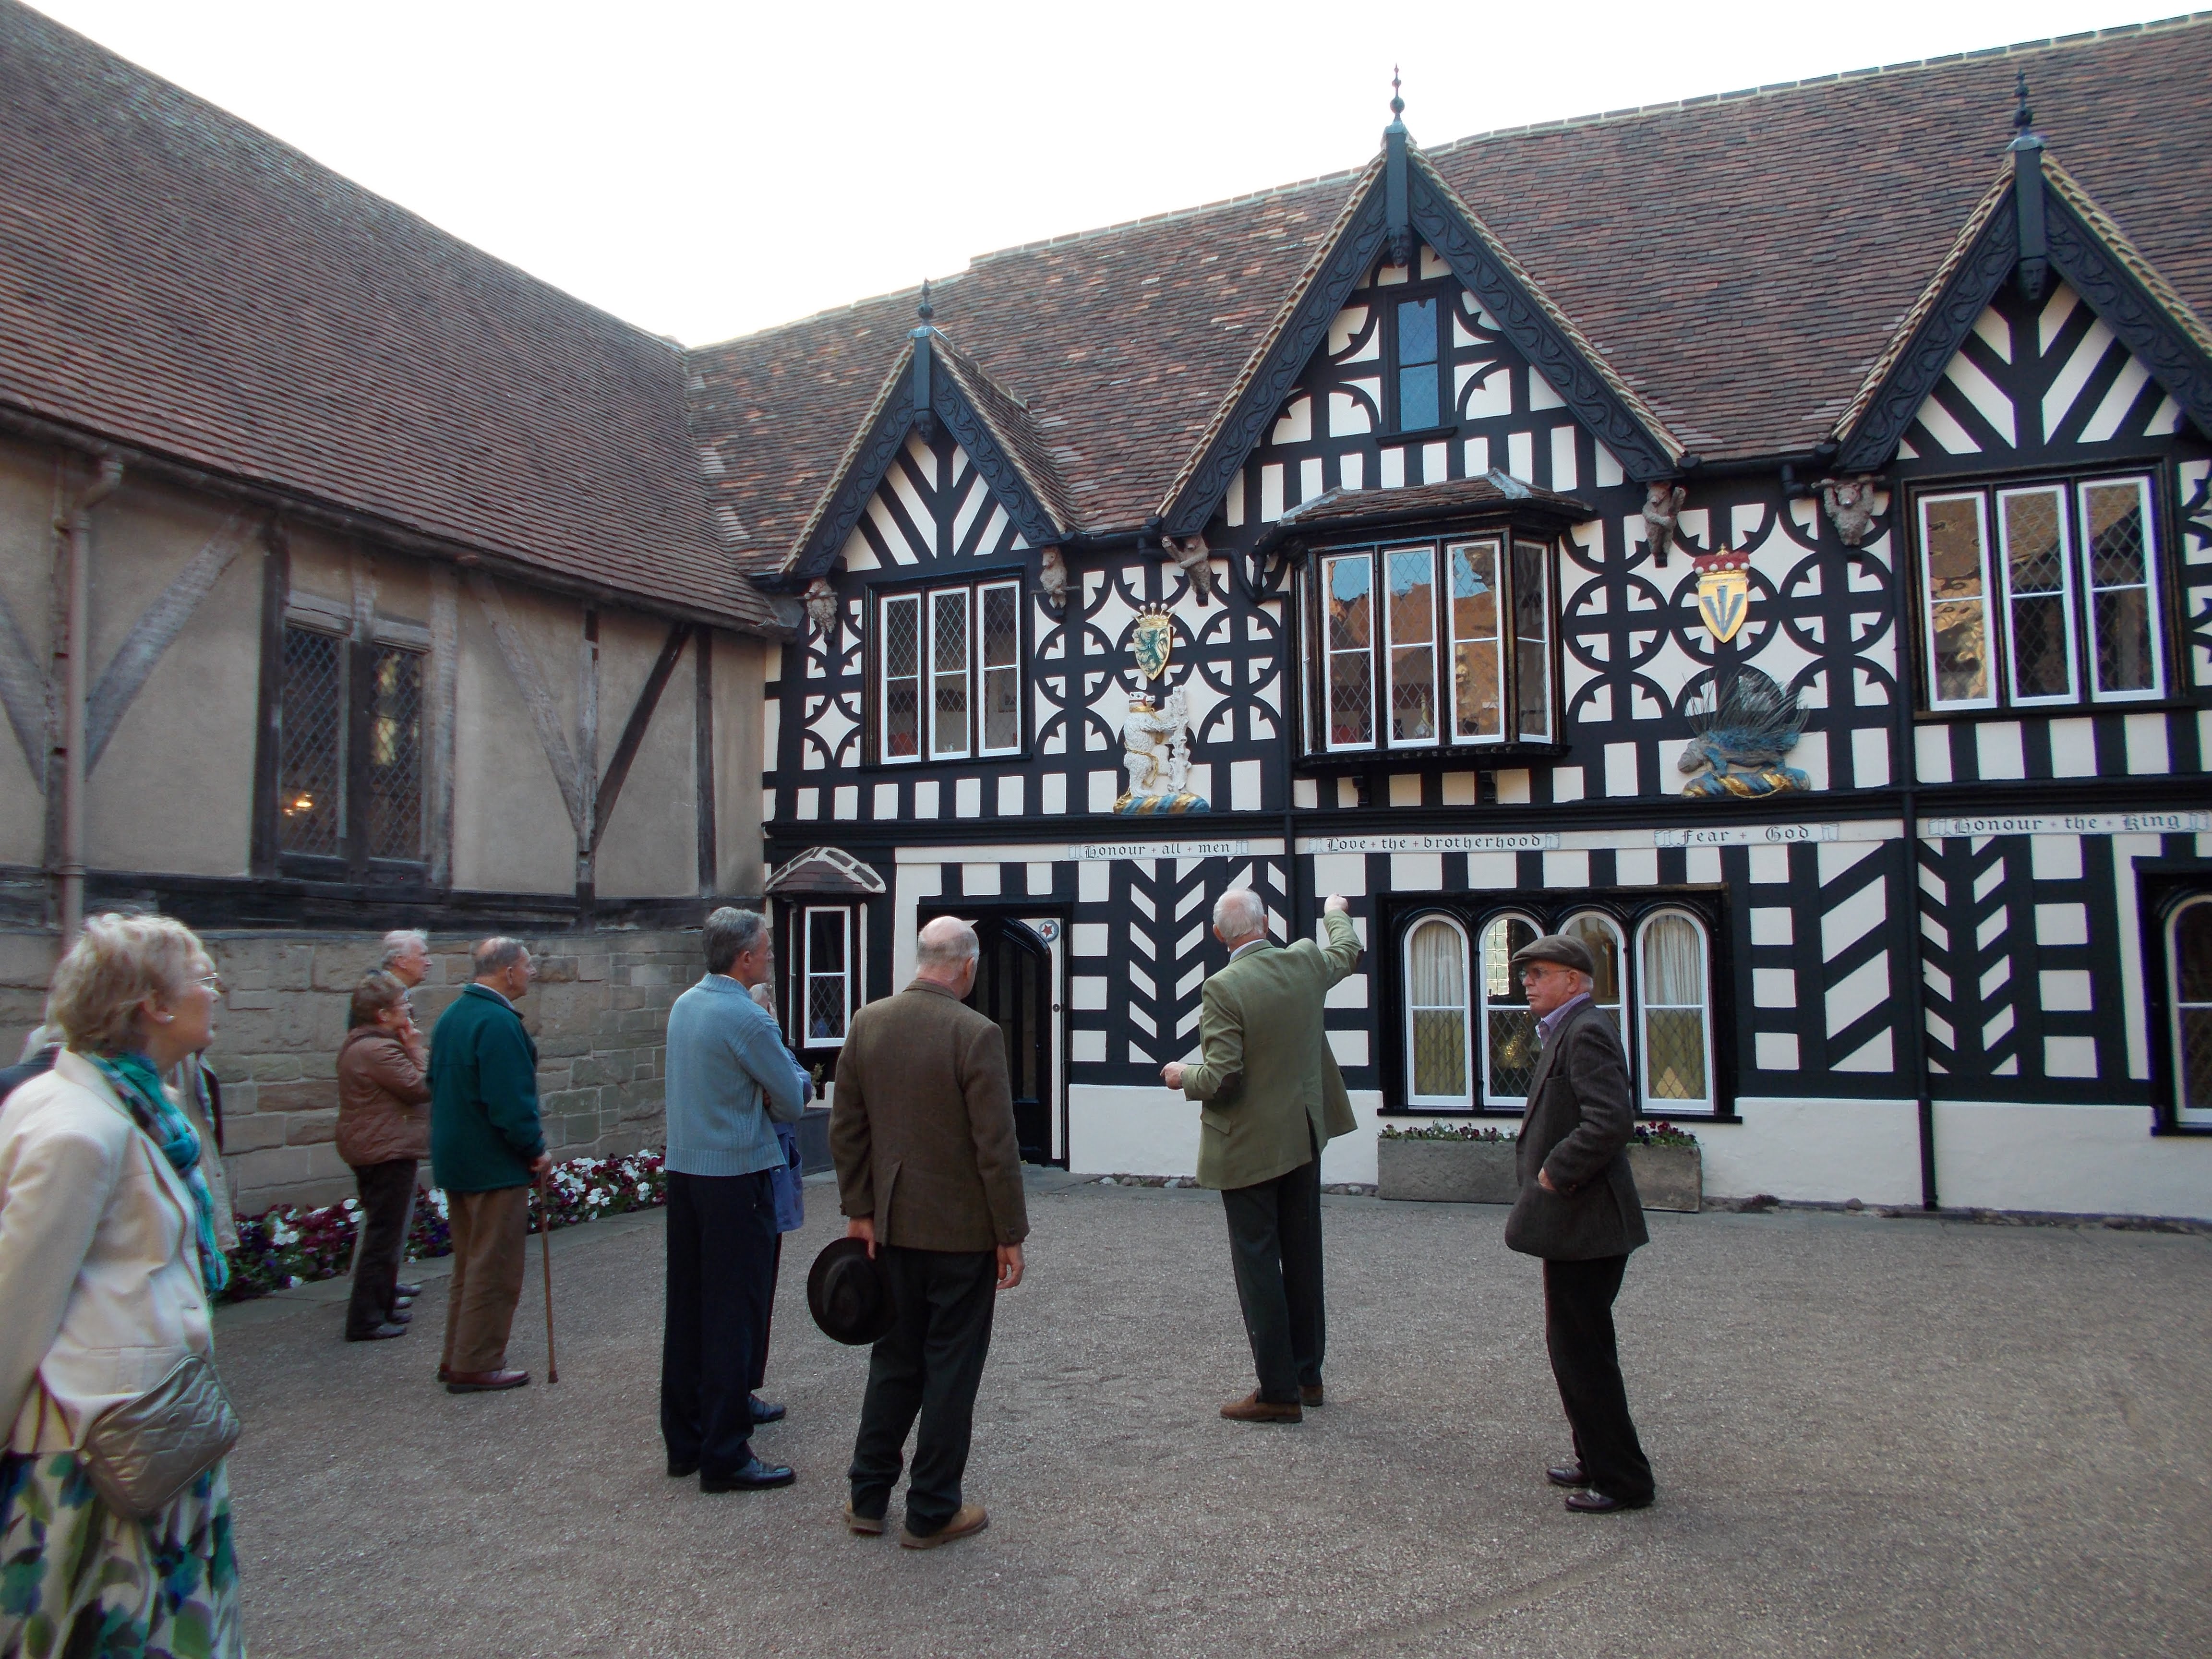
0, 926, 699, 1214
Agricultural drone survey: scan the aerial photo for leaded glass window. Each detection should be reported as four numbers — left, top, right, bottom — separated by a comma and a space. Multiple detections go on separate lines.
1383, 546, 1437, 745
1479, 914, 1541, 1104
1323, 553, 1375, 749
363, 645, 424, 861
878, 580, 1024, 764
1310, 538, 1554, 755
880, 593, 921, 760
930, 589, 970, 758
978, 580, 1022, 754
1404, 914, 1470, 1104
1916, 474, 2164, 711
278, 625, 344, 855
1562, 912, 1625, 1032
2167, 897, 2212, 1126
804, 907, 852, 1047
1920, 493, 1994, 709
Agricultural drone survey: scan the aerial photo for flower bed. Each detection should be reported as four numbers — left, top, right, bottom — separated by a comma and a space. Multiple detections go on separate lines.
1380, 1122, 1516, 1142
219, 1151, 667, 1305
1630, 1120, 1699, 1148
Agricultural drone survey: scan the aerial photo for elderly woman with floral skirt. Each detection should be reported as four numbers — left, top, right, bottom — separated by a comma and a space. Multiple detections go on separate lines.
0, 914, 242, 1656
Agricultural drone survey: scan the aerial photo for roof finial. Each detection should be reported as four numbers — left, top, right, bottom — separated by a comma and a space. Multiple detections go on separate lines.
2012, 68, 2032, 136
917, 278, 934, 325
1390, 66, 1404, 121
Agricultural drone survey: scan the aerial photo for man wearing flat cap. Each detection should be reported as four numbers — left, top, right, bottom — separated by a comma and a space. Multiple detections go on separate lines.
1502, 931, 1655, 1514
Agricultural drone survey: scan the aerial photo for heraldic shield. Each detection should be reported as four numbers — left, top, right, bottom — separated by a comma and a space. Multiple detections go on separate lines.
1131, 607, 1174, 680
1693, 549, 1751, 644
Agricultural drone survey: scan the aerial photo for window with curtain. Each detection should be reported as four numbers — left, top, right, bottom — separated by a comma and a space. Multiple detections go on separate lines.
1404, 915, 1471, 1104
1310, 537, 1553, 756
1916, 474, 2164, 711
804, 907, 852, 1047
877, 578, 1023, 763
1638, 912, 1711, 1112
276, 623, 423, 865
2165, 897, 2212, 1127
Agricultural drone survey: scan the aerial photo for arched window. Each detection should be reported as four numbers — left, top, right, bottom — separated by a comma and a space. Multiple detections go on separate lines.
2166, 897, 2212, 1125
1479, 914, 1542, 1105
1562, 911, 1626, 1037
1403, 915, 1471, 1106
1637, 911, 1711, 1112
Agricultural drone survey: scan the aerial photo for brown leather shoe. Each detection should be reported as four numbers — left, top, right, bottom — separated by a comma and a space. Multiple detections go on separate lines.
435, 1364, 451, 1383
1220, 1391, 1302, 1423
843, 1500, 886, 1536
1300, 1383, 1324, 1408
900, 1503, 988, 1549
445, 1368, 529, 1393
1547, 1462, 1588, 1488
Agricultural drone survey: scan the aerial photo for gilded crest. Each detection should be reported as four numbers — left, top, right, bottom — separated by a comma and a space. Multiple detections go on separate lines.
1693, 549, 1751, 644
1130, 606, 1174, 680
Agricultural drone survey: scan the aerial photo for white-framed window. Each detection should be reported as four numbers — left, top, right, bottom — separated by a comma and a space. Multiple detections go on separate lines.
1397, 902, 1718, 1115
878, 578, 1024, 763
1636, 910, 1712, 1114
1916, 474, 2164, 711
1403, 914, 1471, 1104
2164, 896, 2212, 1127
802, 907, 853, 1047
1478, 913, 1543, 1105
1310, 537, 1553, 756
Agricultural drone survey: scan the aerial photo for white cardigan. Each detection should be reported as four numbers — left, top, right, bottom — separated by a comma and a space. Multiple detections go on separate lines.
0, 1049, 215, 1452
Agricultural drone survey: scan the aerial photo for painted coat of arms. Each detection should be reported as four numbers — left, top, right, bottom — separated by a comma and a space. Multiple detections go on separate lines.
1692, 549, 1751, 643
1130, 606, 1174, 680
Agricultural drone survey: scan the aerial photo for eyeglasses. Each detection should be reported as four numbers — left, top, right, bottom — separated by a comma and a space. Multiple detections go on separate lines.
192, 972, 225, 996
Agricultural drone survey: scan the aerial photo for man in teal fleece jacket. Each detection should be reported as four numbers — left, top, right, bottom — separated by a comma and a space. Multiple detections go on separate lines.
429, 937, 549, 1393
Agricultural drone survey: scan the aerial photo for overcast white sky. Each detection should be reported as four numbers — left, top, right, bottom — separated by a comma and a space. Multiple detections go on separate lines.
31, 0, 2174, 346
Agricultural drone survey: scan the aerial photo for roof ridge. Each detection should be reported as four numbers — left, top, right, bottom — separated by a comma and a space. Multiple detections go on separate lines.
1425, 11, 2212, 153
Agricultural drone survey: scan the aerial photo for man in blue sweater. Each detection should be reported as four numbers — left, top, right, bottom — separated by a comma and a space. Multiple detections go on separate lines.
661, 908, 810, 1492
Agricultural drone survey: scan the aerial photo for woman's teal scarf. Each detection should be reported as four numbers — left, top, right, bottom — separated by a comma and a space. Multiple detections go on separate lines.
92, 1051, 230, 1298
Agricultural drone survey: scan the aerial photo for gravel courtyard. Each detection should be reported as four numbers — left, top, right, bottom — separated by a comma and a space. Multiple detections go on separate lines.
214, 1178, 2212, 1658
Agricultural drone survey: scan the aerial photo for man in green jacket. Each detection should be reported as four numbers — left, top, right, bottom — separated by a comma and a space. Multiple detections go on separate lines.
429, 937, 549, 1394
1163, 890, 1361, 1423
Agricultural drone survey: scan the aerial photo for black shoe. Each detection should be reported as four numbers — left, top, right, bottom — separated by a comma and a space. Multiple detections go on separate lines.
346, 1322, 408, 1342
748, 1395, 786, 1425
395, 1282, 423, 1298
1546, 1463, 1587, 1488
1564, 1488, 1652, 1514
383, 1307, 412, 1325
700, 1456, 795, 1492
667, 1458, 699, 1479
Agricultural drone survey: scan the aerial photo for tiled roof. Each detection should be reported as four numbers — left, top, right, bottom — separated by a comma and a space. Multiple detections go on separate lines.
693, 14, 2212, 558
0, 1, 775, 631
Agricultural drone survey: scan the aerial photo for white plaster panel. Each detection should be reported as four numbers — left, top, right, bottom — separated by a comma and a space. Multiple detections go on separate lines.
1933, 1101, 2211, 1218
1391, 852, 1444, 891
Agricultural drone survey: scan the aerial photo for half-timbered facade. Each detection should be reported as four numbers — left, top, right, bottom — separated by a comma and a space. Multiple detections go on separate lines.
706, 21, 2212, 1219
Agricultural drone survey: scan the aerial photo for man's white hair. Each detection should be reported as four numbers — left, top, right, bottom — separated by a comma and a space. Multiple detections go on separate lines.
1212, 887, 1266, 940
382, 928, 429, 958
916, 915, 980, 971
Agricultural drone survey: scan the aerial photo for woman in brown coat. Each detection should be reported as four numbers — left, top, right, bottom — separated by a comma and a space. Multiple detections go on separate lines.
337, 971, 431, 1341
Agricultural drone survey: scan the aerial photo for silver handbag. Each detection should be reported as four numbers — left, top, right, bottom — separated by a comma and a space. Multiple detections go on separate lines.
83, 1351, 242, 1519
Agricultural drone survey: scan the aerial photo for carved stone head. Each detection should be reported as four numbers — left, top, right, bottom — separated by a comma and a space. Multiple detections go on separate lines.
803, 577, 839, 637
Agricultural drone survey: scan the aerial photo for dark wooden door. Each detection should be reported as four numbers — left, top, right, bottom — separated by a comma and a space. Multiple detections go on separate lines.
964, 916, 1055, 1165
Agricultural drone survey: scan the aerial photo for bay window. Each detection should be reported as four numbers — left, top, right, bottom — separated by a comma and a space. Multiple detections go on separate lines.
1916, 473, 2164, 710
1309, 537, 1554, 755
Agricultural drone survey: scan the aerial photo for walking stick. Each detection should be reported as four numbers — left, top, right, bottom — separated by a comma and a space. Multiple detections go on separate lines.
538, 1172, 559, 1384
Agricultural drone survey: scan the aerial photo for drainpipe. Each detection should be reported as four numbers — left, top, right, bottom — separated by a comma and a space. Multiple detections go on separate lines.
55, 453, 124, 942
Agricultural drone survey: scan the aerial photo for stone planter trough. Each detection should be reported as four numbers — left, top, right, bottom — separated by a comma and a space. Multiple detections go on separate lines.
1376, 1137, 1518, 1203
1628, 1144, 1701, 1213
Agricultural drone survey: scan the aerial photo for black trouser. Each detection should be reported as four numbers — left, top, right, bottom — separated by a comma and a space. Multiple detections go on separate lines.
661, 1170, 778, 1478
1219, 1127, 1325, 1405
749, 1233, 782, 1393
848, 1246, 998, 1535
1542, 1254, 1655, 1503
345, 1158, 418, 1338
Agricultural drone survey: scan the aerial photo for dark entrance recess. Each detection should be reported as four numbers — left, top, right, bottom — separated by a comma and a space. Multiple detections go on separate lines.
921, 910, 1058, 1166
